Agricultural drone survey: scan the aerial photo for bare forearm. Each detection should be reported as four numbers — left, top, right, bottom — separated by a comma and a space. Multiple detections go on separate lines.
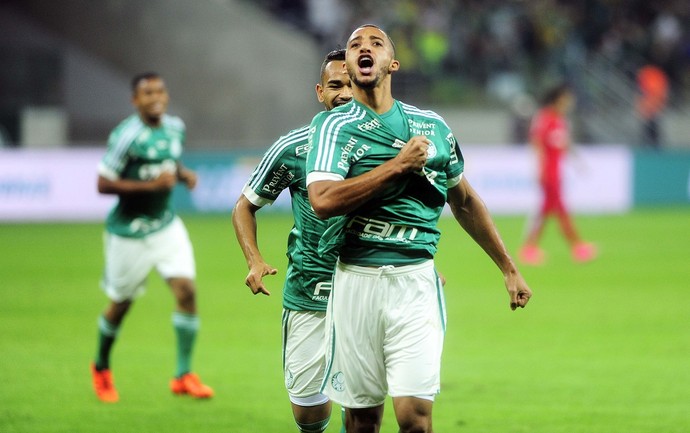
232, 196, 276, 295
308, 135, 430, 219
450, 178, 532, 310
97, 176, 167, 195
449, 180, 517, 275
308, 162, 407, 219
231, 199, 264, 268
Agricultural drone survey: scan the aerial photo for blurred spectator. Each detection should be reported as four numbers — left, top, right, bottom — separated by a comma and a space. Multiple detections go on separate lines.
635, 64, 669, 149
255, 0, 690, 122
509, 92, 537, 145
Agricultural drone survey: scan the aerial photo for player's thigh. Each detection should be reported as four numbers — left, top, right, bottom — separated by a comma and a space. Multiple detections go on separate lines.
151, 217, 196, 280
282, 309, 329, 402
384, 261, 445, 399
102, 233, 154, 301
322, 264, 388, 408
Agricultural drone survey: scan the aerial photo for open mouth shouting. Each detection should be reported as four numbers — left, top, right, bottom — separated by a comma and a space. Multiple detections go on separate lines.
358, 55, 374, 75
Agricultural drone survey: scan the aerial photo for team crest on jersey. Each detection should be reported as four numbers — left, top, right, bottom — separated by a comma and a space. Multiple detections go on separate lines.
426, 142, 437, 159
331, 371, 345, 392
136, 129, 152, 144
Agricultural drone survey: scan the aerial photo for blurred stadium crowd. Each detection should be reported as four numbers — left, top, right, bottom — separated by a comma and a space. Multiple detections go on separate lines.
253, 0, 689, 108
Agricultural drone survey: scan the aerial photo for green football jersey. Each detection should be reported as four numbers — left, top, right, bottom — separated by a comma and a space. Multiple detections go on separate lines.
306, 100, 465, 266
242, 125, 337, 312
99, 113, 185, 238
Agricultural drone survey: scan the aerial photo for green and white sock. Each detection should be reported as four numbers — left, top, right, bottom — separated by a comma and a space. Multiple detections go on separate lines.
172, 311, 199, 378
296, 419, 330, 433
95, 315, 119, 370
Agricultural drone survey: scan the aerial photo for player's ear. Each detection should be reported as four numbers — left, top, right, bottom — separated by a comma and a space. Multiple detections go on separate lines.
388, 59, 400, 73
315, 83, 325, 103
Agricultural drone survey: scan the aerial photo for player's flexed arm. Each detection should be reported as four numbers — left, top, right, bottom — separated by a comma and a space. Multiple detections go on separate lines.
308, 136, 429, 219
447, 176, 532, 310
176, 162, 197, 189
98, 163, 196, 195
97, 171, 177, 194
231, 196, 277, 296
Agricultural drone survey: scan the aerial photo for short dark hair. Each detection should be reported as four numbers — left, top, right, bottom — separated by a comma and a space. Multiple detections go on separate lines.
320, 49, 346, 80
541, 83, 571, 106
131, 72, 161, 93
350, 24, 396, 56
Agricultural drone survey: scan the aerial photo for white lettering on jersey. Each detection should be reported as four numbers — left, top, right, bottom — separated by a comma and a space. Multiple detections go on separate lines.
262, 164, 294, 194
337, 139, 371, 171
346, 215, 418, 242
408, 119, 437, 137
357, 118, 381, 132
138, 159, 176, 180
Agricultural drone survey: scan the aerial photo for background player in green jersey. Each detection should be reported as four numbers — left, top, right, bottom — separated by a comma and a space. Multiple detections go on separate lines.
91, 72, 213, 403
306, 25, 533, 433
232, 50, 352, 433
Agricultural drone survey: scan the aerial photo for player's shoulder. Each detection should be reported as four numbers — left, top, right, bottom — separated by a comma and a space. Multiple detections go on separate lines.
311, 101, 361, 125
280, 124, 311, 141
111, 114, 141, 132
399, 101, 446, 124
399, 100, 453, 136
162, 114, 185, 131
108, 114, 143, 142
266, 124, 310, 156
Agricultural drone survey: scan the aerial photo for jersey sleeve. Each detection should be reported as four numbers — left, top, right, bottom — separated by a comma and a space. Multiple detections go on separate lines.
305, 110, 348, 187
242, 127, 306, 207
444, 129, 465, 188
177, 118, 187, 150
98, 123, 136, 180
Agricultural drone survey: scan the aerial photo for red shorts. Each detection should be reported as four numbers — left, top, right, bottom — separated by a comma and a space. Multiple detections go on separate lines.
541, 178, 565, 213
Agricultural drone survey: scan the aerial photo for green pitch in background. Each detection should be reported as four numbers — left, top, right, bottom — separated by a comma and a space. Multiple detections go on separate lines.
1, 209, 688, 433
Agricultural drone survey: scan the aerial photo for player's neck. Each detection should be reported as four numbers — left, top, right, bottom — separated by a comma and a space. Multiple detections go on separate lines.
353, 83, 394, 114
140, 114, 163, 128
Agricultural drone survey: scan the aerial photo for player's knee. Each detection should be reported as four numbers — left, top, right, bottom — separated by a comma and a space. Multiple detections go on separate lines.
397, 419, 431, 433
395, 398, 433, 433
295, 418, 330, 433
169, 278, 196, 309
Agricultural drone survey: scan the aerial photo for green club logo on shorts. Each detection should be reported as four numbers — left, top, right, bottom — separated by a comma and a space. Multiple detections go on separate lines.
331, 371, 345, 392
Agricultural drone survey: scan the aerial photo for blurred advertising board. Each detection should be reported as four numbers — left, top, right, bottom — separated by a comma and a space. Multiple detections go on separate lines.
1, 145, 635, 222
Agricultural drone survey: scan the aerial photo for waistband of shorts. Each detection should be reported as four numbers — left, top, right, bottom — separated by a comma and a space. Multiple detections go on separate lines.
336, 259, 434, 276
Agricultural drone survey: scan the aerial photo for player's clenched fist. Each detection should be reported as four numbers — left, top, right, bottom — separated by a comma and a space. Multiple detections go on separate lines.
395, 136, 430, 173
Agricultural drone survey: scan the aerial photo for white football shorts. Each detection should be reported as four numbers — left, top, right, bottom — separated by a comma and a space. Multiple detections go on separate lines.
101, 216, 196, 302
282, 309, 330, 406
321, 259, 446, 408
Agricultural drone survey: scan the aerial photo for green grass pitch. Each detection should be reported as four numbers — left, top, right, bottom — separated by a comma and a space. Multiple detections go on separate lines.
1, 208, 689, 433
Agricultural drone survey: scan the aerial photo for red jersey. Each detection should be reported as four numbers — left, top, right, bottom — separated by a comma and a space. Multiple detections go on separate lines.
529, 107, 568, 183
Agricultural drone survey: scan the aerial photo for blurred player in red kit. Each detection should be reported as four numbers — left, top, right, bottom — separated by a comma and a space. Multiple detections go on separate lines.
519, 83, 597, 265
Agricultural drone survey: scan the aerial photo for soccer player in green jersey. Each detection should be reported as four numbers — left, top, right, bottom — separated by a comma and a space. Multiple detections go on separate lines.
306, 25, 533, 433
232, 50, 352, 433
91, 72, 213, 403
